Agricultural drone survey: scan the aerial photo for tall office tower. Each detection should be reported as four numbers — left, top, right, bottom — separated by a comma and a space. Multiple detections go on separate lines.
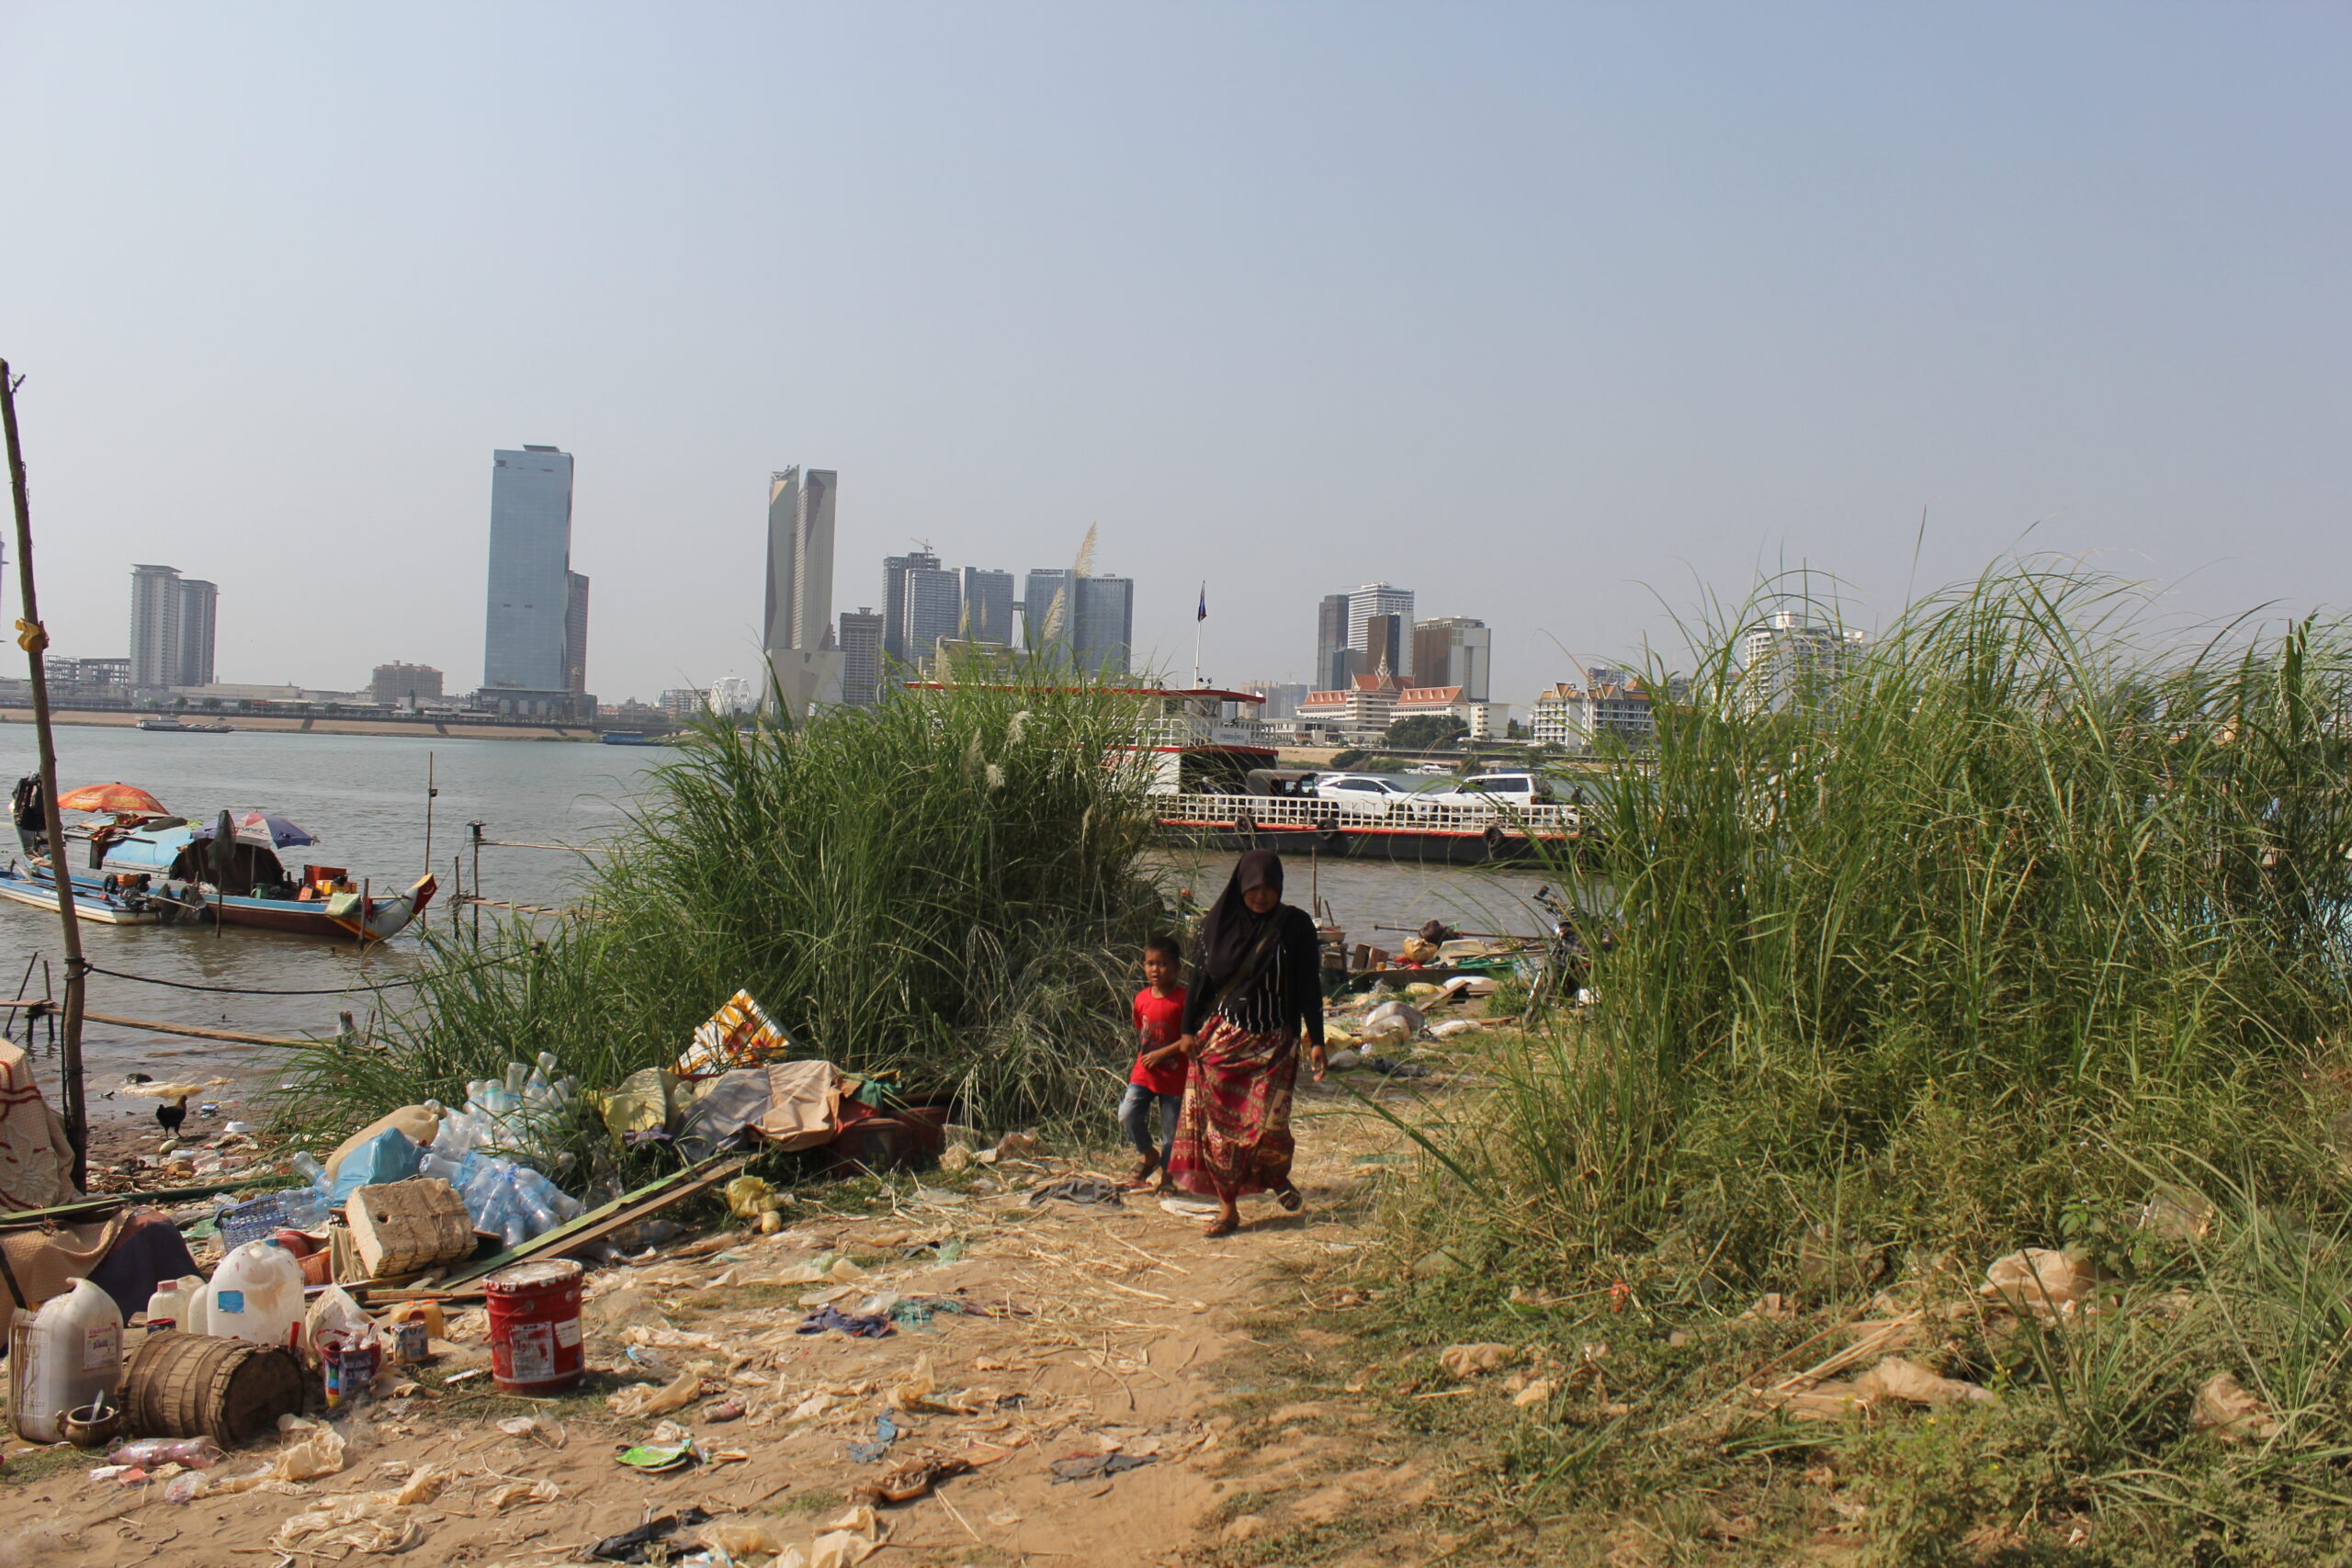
763, 468, 800, 652
881, 548, 943, 662
130, 565, 183, 689
899, 561, 962, 663
564, 571, 591, 693
959, 568, 1016, 645
1073, 575, 1135, 677
1023, 568, 1075, 659
175, 578, 217, 687
1345, 583, 1415, 678
838, 608, 884, 706
1363, 613, 1408, 679
1316, 593, 1351, 689
1414, 615, 1491, 700
482, 446, 578, 694
763, 468, 838, 656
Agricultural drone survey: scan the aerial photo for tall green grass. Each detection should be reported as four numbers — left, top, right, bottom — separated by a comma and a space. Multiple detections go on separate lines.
281, 671, 1166, 1165
1374, 563, 2352, 1558
1433, 564, 2352, 1281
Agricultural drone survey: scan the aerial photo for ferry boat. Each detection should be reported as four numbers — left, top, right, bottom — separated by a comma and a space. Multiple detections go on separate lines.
137, 715, 234, 733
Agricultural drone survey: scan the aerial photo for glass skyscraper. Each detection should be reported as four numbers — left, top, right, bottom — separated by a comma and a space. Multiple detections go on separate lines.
959, 568, 1015, 645
1074, 575, 1134, 677
482, 446, 580, 694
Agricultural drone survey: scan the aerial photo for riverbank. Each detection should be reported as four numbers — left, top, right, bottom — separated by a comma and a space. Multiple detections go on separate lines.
0, 1036, 1486, 1565
0, 708, 600, 742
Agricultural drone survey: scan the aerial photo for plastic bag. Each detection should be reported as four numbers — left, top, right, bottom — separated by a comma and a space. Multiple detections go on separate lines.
607, 1371, 703, 1418
595, 1067, 678, 1135
272, 1424, 348, 1482
109, 1437, 221, 1469
324, 1127, 423, 1204
304, 1285, 372, 1368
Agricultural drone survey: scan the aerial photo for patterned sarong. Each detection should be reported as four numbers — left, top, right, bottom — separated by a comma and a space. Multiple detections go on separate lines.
1168, 1018, 1297, 1199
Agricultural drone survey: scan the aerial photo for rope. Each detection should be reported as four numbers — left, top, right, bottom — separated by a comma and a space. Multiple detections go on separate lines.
81, 953, 517, 997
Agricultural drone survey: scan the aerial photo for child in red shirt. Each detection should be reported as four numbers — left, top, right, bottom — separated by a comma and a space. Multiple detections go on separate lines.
1122, 933, 1189, 1190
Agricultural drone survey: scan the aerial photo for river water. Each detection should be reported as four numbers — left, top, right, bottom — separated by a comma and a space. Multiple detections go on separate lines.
0, 726, 1561, 1135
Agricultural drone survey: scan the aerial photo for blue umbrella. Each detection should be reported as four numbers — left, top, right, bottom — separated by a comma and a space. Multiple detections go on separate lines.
191, 810, 317, 850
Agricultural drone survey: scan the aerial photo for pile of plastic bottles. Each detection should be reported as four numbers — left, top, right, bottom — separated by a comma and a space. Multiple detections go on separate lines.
447, 1054, 582, 1166
277, 1053, 590, 1247
418, 1055, 587, 1246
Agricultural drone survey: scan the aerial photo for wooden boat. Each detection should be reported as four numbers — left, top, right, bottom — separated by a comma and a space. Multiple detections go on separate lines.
0, 863, 164, 924
37, 820, 435, 942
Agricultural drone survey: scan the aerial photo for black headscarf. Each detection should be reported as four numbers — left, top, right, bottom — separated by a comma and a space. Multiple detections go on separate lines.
1194, 849, 1285, 1002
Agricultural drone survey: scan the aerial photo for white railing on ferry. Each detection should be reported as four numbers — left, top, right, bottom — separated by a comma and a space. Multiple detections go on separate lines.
1152, 791, 1581, 836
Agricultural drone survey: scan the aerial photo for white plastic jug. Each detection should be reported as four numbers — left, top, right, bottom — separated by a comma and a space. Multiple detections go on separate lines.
142, 1280, 183, 1334
9, 1278, 123, 1444
177, 1275, 212, 1337
207, 1240, 305, 1351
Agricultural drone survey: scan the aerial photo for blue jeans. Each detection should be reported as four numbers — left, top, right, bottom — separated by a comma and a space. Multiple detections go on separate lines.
1118, 1084, 1182, 1164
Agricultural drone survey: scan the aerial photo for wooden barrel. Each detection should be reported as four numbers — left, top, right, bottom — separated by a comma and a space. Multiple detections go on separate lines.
123, 1335, 304, 1443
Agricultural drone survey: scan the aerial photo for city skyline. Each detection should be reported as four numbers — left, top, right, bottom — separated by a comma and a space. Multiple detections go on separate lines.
6, 10, 2346, 712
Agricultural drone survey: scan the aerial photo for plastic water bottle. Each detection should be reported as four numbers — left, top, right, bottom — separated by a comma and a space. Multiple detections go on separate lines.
289, 1150, 324, 1185
143, 1280, 183, 1334
278, 1186, 327, 1228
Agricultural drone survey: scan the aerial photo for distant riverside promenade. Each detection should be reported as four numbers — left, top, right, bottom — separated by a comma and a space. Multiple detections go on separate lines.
0, 706, 605, 742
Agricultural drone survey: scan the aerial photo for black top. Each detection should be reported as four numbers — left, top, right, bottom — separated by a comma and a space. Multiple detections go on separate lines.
1182, 903, 1325, 1049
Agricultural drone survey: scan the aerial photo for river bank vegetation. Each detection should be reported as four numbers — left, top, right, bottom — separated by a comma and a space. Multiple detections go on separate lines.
285, 677, 1163, 1173
1362, 566, 2352, 1564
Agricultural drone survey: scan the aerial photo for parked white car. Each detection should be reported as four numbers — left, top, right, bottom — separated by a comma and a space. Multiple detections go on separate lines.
1418, 772, 1563, 810
1311, 773, 1420, 817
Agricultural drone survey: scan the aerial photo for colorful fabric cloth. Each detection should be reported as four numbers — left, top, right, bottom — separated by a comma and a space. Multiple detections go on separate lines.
1168, 1017, 1297, 1199
1129, 986, 1188, 1095
675, 989, 795, 1078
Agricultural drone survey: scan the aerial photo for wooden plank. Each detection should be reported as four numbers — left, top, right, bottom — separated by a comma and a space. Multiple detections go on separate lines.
0, 1173, 300, 1226
419, 1152, 752, 1292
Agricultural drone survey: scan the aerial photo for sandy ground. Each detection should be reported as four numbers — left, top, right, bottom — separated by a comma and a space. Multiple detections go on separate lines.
0, 1074, 1447, 1567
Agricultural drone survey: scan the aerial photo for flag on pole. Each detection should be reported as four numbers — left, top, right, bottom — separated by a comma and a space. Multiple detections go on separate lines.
1196, 582, 1208, 622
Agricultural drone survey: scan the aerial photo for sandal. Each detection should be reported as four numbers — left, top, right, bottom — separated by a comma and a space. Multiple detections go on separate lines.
1275, 1182, 1304, 1213
1204, 1215, 1240, 1238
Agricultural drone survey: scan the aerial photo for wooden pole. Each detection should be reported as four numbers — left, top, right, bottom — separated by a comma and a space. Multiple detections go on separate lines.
0, 358, 88, 1187
423, 750, 435, 875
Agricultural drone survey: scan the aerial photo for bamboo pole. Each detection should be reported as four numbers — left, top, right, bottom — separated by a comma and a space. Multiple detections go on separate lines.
0, 999, 309, 1048
0, 357, 88, 1188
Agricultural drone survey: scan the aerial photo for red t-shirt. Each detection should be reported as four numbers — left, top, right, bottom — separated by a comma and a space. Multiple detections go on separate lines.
1130, 987, 1189, 1096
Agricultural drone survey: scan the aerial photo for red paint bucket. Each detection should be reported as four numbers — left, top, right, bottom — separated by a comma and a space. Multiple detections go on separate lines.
483, 1259, 584, 1394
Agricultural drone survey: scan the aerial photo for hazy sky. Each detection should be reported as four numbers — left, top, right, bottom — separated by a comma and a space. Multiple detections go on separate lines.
3, 4, 2346, 706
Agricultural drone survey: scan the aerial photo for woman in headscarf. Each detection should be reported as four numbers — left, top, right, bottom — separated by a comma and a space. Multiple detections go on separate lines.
1167, 849, 1327, 1236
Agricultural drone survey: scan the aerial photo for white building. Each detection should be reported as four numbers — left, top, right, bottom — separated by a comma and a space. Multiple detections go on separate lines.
1532, 669, 1665, 750
1738, 612, 1866, 714
707, 676, 758, 716
1297, 672, 1405, 739
1392, 684, 1507, 740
